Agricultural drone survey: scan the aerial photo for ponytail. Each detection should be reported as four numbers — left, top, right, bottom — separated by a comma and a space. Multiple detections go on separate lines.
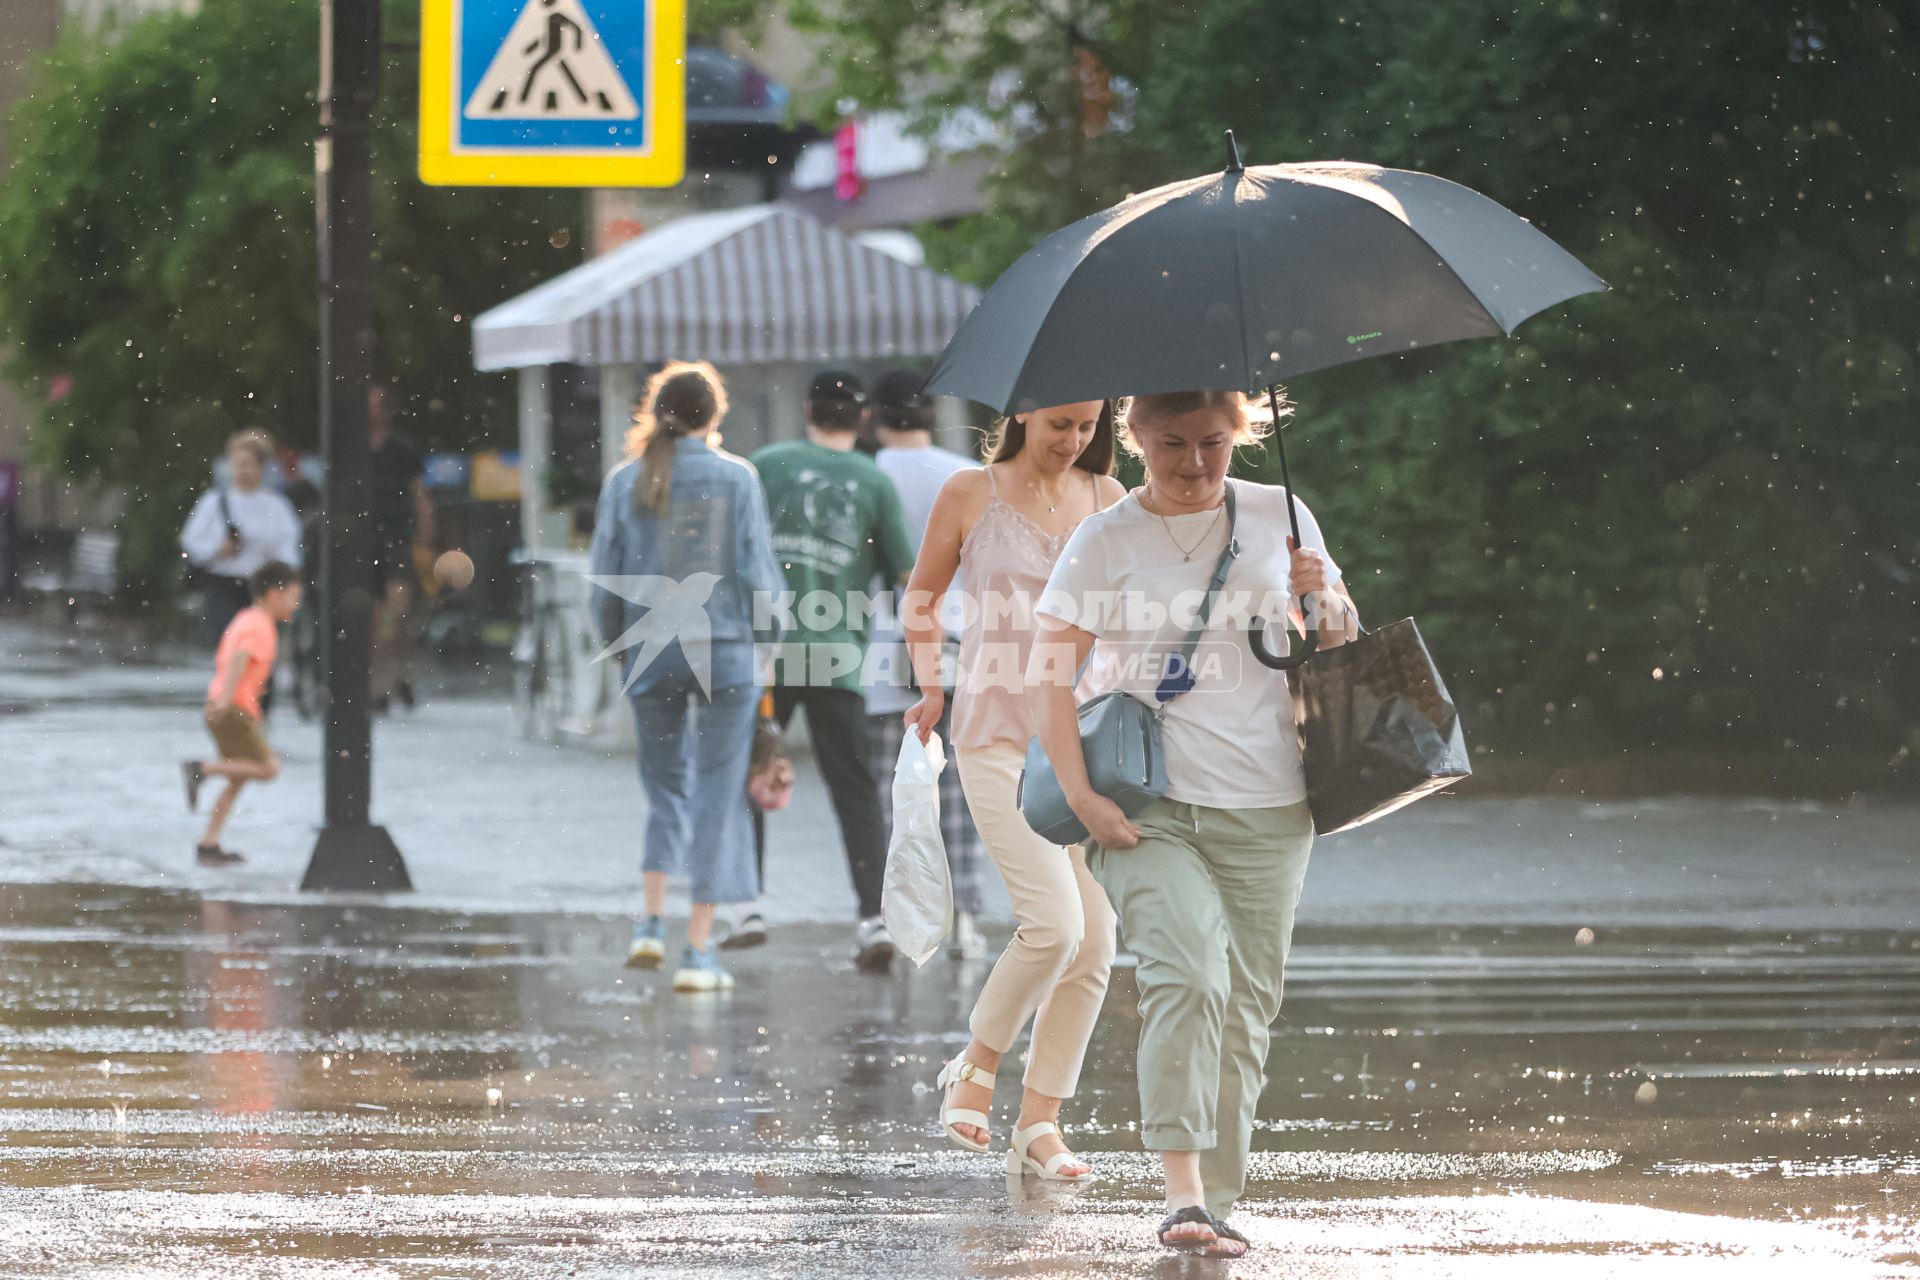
626, 361, 728, 518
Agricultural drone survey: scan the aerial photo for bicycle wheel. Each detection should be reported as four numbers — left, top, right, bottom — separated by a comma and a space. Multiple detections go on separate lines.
559, 615, 621, 737
534, 609, 574, 737
511, 609, 554, 740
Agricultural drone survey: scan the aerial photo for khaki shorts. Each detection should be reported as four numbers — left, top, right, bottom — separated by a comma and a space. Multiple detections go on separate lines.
206, 706, 272, 765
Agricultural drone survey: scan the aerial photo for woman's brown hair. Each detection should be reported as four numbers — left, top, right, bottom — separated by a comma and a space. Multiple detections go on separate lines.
625, 361, 728, 517
982, 400, 1116, 476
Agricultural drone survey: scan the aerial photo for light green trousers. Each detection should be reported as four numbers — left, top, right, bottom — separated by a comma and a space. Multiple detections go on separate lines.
1088, 797, 1314, 1220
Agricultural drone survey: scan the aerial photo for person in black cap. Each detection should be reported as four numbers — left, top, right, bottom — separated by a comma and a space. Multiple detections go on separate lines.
862, 370, 989, 959
750, 371, 916, 972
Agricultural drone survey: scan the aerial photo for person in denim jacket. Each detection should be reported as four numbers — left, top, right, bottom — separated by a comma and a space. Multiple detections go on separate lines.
588, 362, 784, 993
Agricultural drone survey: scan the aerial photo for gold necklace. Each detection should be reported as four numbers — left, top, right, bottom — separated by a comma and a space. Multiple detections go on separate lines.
1146, 484, 1224, 561
1023, 474, 1070, 514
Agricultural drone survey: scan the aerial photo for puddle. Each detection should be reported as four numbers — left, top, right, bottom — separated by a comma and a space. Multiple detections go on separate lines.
0, 882, 1914, 1276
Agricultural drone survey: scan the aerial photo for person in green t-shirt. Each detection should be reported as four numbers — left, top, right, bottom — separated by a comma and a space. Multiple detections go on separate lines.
750, 371, 916, 972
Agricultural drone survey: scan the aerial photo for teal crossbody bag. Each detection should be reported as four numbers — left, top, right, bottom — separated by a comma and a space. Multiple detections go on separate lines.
1016, 485, 1240, 845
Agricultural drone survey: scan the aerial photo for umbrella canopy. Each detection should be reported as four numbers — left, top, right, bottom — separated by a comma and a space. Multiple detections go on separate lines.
922, 158, 1605, 412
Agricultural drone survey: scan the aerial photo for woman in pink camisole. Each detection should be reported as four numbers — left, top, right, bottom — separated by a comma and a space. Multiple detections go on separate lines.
902, 400, 1126, 1183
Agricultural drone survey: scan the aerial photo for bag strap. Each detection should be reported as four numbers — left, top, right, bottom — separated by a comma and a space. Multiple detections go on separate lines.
1155, 483, 1239, 703
189, 487, 239, 572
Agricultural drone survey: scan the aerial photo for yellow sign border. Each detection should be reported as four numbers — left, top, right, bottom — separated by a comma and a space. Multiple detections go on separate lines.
419, 0, 686, 188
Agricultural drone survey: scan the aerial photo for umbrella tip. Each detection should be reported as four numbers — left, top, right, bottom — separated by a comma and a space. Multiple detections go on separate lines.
1225, 129, 1245, 172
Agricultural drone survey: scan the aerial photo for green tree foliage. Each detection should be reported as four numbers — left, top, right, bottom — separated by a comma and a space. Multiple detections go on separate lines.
0, 0, 576, 596
802, 0, 1919, 763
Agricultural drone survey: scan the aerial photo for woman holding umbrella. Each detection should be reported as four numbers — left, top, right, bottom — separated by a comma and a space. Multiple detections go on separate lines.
919, 146, 1602, 1247
1028, 389, 1358, 1256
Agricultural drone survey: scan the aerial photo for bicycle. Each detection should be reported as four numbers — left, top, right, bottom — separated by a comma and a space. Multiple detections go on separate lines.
510, 552, 573, 740
509, 550, 620, 741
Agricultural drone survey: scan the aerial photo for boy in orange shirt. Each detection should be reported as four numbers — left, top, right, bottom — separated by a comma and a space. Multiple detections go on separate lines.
181, 561, 302, 865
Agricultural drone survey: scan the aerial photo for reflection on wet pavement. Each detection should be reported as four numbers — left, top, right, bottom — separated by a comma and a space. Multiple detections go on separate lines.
2, 883, 1916, 1276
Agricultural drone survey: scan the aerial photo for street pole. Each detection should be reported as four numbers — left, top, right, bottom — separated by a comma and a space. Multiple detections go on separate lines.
303, 0, 410, 891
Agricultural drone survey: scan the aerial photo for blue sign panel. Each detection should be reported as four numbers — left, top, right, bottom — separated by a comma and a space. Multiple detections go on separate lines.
420, 0, 686, 187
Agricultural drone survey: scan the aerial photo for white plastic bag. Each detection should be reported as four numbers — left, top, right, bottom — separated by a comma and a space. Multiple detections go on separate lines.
881, 728, 953, 967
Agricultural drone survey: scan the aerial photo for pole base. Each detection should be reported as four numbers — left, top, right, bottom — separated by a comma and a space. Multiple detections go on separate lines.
300, 823, 412, 892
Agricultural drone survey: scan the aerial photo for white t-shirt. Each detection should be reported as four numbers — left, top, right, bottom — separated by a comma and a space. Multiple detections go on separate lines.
865, 444, 974, 715
876, 444, 972, 550
1035, 479, 1341, 809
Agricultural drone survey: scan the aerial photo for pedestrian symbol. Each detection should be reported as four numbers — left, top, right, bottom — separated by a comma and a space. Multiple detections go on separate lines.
418, 0, 686, 187
464, 0, 639, 121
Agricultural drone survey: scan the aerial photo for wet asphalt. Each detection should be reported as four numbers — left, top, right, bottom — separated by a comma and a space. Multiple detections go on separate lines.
2, 881, 1917, 1277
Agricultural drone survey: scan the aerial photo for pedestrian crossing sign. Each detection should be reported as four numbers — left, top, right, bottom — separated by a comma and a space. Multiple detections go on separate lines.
419, 0, 685, 187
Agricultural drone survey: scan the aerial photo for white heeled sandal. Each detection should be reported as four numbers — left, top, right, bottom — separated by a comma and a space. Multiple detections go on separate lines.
935, 1057, 996, 1153
1006, 1120, 1093, 1182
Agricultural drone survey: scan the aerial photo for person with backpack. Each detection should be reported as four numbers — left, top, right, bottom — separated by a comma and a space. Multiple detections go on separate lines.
180, 430, 302, 653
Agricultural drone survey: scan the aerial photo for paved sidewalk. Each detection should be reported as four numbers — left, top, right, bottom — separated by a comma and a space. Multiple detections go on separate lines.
3, 620, 1917, 930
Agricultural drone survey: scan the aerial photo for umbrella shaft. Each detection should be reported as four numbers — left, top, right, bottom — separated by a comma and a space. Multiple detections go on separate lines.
1269, 384, 1305, 549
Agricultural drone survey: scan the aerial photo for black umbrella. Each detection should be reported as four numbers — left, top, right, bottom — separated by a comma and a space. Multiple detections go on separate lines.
923, 136, 1606, 412
923, 134, 1606, 659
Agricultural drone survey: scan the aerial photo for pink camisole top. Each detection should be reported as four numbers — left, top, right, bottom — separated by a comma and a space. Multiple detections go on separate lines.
950, 467, 1098, 749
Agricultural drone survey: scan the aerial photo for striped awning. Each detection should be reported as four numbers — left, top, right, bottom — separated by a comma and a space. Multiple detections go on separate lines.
472, 204, 981, 371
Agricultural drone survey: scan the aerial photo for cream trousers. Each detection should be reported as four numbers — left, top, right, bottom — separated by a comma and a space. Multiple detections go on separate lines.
954, 741, 1116, 1100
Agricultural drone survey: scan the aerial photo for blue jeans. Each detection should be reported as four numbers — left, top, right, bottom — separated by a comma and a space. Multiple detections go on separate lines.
629, 677, 760, 906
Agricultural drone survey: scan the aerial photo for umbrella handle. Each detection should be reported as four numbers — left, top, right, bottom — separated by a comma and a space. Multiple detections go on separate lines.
1247, 613, 1317, 672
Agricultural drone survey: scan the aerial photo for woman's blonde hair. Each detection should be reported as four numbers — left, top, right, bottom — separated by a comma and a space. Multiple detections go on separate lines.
1117, 389, 1281, 455
625, 361, 728, 517
226, 429, 276, 466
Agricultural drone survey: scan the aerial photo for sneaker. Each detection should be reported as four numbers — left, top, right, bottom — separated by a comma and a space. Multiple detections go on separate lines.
625, 916, 666, 970
195, 844, 245, 867
949, 910, 987, 961
717, 912, 768, 951
181, 761, 205, 813
671, 944, 735, 993
855, 917, 896, 974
